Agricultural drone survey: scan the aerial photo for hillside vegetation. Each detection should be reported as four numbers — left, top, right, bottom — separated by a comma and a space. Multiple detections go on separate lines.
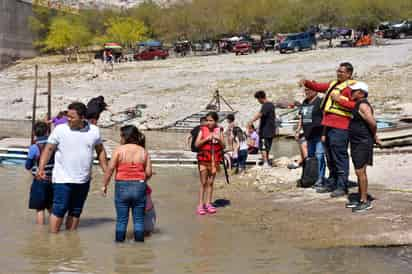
30, 0, 412, 51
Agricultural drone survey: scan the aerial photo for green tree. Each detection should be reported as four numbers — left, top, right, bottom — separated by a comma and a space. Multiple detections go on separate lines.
102, 17, 148, 48
127, 1, 162, 38
28, 1, 58, 48
44, 16, 92, 61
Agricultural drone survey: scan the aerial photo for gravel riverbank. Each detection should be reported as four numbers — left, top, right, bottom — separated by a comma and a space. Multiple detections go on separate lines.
0, 39, 411, 129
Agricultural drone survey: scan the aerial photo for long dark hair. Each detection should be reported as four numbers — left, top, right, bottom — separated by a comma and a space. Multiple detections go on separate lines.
120, 125, 145, 148
232, 126, 246, 143
206, 111, 219, 122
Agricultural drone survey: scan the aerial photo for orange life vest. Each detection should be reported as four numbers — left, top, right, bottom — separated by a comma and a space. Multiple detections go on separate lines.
197, 126, 223, 163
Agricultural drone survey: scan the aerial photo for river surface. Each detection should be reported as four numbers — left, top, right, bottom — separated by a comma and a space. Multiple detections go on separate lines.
1, 165, 412, 274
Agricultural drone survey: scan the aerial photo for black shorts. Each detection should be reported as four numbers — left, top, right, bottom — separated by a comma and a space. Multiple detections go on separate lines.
350, 142, 373, 169
29, 179, 53, 210
259, 137, 273, 152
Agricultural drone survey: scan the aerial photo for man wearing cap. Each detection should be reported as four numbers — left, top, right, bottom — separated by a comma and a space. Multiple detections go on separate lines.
333, 82, 380, 212
299, 62, 357, 197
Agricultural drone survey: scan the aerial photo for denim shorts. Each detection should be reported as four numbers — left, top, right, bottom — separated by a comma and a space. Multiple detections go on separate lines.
52, 182, 90, 218
29, 179, 53, 210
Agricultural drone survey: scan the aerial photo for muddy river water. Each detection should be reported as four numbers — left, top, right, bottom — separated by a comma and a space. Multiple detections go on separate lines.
1, 166, 412, 274
1, 121, 412, 273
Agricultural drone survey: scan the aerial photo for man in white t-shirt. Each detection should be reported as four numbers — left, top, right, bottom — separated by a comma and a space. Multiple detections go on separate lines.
38, 102, 108, 233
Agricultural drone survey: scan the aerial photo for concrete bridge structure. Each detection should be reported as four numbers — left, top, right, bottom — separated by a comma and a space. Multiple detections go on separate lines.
0, 0, 36, 68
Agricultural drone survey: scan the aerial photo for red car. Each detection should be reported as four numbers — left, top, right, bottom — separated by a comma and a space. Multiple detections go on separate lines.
134, 48, 169, 60
233, 41, 252, 55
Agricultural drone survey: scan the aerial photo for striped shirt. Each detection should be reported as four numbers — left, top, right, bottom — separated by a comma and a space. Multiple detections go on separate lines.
25, 137, 54, 179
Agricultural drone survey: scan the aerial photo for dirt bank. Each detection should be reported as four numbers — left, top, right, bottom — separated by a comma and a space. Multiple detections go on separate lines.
0, 39, 411, 129
214, 152, 412, 248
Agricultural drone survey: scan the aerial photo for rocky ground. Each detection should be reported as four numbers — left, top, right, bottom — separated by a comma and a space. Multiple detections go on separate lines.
214, 152, 412, 248
0, 39, 411, 129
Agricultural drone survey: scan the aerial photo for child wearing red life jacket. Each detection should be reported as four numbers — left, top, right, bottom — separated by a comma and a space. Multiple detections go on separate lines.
194, 112, 225, 215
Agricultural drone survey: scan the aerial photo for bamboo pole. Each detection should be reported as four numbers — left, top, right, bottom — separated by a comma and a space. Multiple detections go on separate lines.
31, 65, 38, 144
47, 72, 52, 121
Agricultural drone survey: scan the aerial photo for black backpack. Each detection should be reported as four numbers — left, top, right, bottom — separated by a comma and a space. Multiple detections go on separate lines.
190, 127, 200, 153
299, 157, 318, 188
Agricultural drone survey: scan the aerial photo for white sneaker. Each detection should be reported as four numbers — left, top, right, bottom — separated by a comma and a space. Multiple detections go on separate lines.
262, 163, 271, 169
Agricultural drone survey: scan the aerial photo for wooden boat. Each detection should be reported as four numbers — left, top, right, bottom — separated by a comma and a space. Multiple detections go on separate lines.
0, 138, 270, 167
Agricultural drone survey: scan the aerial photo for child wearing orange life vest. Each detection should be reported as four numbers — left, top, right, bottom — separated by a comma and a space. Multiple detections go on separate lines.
194, 111, 225, 215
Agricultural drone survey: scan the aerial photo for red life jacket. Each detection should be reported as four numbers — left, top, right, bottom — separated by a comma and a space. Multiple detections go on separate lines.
197, 126, 223, 163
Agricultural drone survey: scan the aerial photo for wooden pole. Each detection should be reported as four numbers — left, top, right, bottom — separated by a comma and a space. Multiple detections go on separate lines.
47, 72, 52, 121
215, 90, 221, 112
31, 65, 38, 144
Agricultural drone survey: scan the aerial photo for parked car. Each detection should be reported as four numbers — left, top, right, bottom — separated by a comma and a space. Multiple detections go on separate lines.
279, 32, 316, 53
263, 39, 276, 51
251, 40, 263, 52
383, 20, 412, 39
319, 28, 339, 40
233, 41, 252, 55
336, 28, 353, 39
174, 40, 191, 57
134, 47, 169, 61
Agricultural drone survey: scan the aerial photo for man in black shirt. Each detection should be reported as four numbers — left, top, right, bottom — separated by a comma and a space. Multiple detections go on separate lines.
248, 90, 276, 168
295, 88, 325, 187
338, 82, 380, 212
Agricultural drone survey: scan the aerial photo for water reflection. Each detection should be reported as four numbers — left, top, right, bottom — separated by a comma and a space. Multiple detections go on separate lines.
112, 244, 155, 274
23, 231, 87, 274
300, 246, 412, 274
3, 164, 412, 274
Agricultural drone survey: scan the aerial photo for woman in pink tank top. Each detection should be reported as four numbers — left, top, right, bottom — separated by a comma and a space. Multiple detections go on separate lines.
102, 125, 152, 242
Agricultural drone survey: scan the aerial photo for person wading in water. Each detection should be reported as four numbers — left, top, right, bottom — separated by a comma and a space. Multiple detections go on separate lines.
102, 125, 152, 242
38, 102, 108, 233
195, 112, 225, 215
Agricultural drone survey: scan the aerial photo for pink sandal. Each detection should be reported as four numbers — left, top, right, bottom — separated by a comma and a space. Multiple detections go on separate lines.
197, 205, 207, 215
205, 204, 217, 214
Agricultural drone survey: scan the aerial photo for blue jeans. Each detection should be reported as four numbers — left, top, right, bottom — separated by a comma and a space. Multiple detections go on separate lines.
114, 181, 147, 242
307, 137, 326, 182
237, 150, 248, 169
233, 150, 248, 170
52, 182, 90, 218
325, 128, 349, 190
